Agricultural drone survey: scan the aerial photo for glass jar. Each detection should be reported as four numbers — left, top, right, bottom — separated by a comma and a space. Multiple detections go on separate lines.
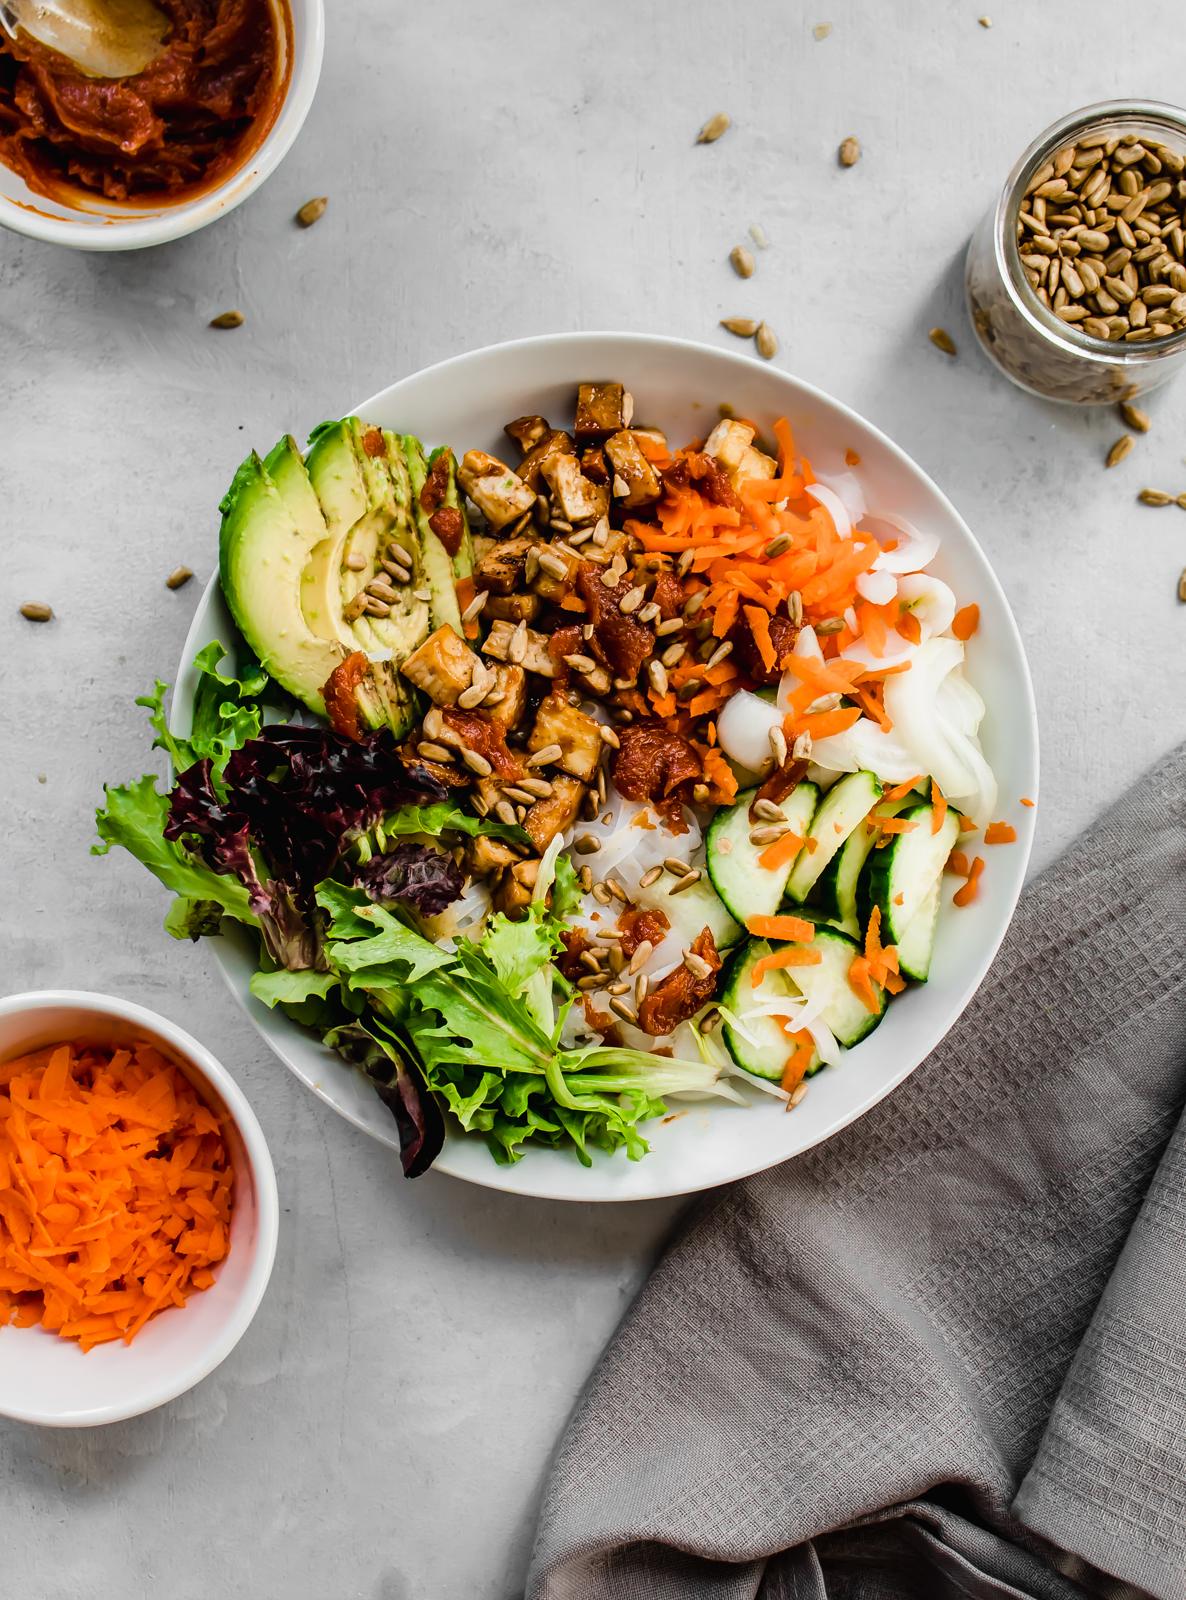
966, 99, 1186, 403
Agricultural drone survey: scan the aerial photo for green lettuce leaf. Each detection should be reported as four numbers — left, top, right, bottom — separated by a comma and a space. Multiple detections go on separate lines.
327, 904, 453, 984
163, 897, 227, 941
478, 909, 559, 997
378, 801, 528, 846
250, 969, 340, 1009
550, 852, 584, 921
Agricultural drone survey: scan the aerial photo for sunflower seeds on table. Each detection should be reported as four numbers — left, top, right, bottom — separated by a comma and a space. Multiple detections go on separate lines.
296, 197, 328, 227
166, 566, 193, 589
731, 246, 755, 278
209, 311, 244, 328
721, 317, 759, 336
756, 322, 779, 359
839, 136, 860, 167
697, 112, 731, 144
929, 327, 957, 355
1106, 435, 1135, 467
20, 602, 52, 621
1138, 488, 1173, 505
1121, 402, 1152, 432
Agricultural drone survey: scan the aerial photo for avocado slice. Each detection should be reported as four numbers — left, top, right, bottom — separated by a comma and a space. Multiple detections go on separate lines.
218, 453, 345, 715
404, 435, 472, 636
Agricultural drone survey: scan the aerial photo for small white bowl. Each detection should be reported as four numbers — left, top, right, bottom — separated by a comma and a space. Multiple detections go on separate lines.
0, 0, 323, 251
0, 991, 279, 1426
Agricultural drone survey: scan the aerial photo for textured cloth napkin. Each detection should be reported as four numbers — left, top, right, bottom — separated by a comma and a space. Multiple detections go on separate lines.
526, 743, 1186, 1600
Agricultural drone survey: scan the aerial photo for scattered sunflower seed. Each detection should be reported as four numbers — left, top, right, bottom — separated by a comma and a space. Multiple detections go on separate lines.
684, 951, 713, 979
697, 112, 731, 144
1178, 494, 1186, 511
1179, 566, 1186, 603
460, 748, 492, 777
839, 136, 860, 167
209, 311, 244, 329
663, 856, 692, 877
1106, 435, 1135, 468
296, 196, 328, 227
788, 1082, 810, 1109
527, 743, 562, 767
19, 602, 51, 621
598, 724, 621, 749
1138, 488, 1173, 505
756, 322, 779, 359
609, 998, 638, 1025
668, 868, 703, 895
731, 246, 756, 279
749, 223, 769, 250
574, 834, 602, 855
37, 773, 46, 783
813, 22, 831, 39
639, 865, 663, 889
721, 317, 759, 336
1121, 402, 1152, 432
816, 617, 845, 635
461, 589, 488, 624
166, 566, 193, 590
978, 14, 992, 25
754, 798, 787, 822
930, 327, 957, 356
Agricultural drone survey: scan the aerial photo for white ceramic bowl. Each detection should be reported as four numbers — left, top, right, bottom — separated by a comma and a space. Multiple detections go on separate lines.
0, 991, 278, 1426
0, 0, 323, 251
174, 332, 1038, 1203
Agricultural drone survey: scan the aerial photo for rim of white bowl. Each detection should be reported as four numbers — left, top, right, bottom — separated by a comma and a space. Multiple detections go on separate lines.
0, 990, 279, 1425
0, 0, 324, 252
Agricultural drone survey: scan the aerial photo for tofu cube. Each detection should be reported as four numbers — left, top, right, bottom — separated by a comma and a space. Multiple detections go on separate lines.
528, 693, 604, 782
575, 382, 629, 442
485, 592, 543, 624
458, 451, 537, 530
703, 420, 777, 489
524, 774, 586, 851
604, 431, 662, 508
482, 620, 557, 678
504, 415, 551, 456
541, 452, 610, 526
530, 541, 582, 604
473, 535, 535, 595
400, 625, 479, 705
482, 663, 528, 728
467, 834, 520, 880
516, 430, 575, 492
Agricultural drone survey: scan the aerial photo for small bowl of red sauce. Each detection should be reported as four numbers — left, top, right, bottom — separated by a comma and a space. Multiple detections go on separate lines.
0, 0, 322, 250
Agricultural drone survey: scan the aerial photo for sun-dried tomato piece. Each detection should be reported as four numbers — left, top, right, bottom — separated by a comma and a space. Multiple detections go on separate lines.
612, 719, 702, 802
733, 607, 800, 684
582, 997, 626, 1048
617, 907, 670, 956
650, 568, 685, 620
752, 757, 810, 821
558, 927, 592, 981
687, 452, 741, 510
321, 651, 370, 742
576, 563, 654, 682
428, 506, 464, 556
637, 927, 721, 1037
440, 707, 522, 778
362, 427, 386, 458
419, 449, 452, 514
547, 623, 587, 689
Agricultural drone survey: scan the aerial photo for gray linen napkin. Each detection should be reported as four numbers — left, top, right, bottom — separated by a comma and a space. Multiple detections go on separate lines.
526, 743, 1186, 1600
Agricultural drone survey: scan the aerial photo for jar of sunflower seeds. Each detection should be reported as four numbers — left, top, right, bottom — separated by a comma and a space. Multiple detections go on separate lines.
966, 100, 1186, 403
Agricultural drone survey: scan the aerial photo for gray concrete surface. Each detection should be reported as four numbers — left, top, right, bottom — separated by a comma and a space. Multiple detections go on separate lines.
4, 3, 1186, 1596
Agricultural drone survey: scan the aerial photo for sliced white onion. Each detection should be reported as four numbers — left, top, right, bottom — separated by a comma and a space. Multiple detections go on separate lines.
717, 688, 785, 770
839, 632, 915, 670
896, 573, 955, 642
810, 715, 923, 785
882, 637, 997, 824
805, 480, 852, 539
859, 511, 941, 574
855, 567, 897, 605
936, 667, 985, 737
813, 468, 867, 524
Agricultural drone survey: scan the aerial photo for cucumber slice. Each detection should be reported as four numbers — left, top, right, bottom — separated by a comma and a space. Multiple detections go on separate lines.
791, 924, 886, 1046
617, 857, 743, 951
897, 875, 941, 982
719, 939, 812, 1080
860, 802, 959, 944
706, 783, 819, 924
786, 770, 882, 903
814, 793, 915, 938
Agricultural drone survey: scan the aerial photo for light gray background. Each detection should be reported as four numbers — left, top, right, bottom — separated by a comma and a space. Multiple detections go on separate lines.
3, 3, 1185, 1596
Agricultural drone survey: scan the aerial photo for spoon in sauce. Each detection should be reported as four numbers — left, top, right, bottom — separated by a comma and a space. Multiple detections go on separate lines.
0, 0, 170, 78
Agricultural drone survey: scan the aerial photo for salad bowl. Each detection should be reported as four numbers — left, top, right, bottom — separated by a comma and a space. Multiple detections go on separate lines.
172, 332, 1038, 1202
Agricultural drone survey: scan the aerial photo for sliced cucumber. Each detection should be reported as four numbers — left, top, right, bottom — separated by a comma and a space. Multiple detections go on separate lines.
786, 770, 882, 903
791, 924, 886, 1046
860, 802, 959, 944
719, 939, 811, 1081
897, 875, 941, 982
618, 857, 742, 951
814, 793, 914, 939
706, 782, 819, 925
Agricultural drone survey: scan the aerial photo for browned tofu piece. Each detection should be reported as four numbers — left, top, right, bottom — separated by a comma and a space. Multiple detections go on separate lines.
492, 860, 536, 921
580, 444, 609, 485
516, 429, 575, 493
458, 451, 537, 531
400, 625, 480, 705
485, 592, 543, 624
504, 415, 551, 456
482, 620, 557, 678
530, 541, 582, 604
482, 663, 528, 728
473, 535, 535, 596
524, 774, 586, 851
471, 533, 498, 563
702, 419, 777, 489
575, 382, 630, 442
605, 431, 662, 508
540, 452, 610, 527
528, 693, 604, 782
467, 834, 520, 880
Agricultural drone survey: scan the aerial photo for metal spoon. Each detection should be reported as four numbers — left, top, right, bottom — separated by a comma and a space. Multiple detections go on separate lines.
0, 0, 169, 78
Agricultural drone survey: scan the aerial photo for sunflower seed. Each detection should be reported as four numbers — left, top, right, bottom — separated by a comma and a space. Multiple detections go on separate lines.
579, 950, 604, 973
519, 777, 554, 798
501, 786, 536, 804
929, 327, 957, 355
619, 585, 646, 613
656, 616, 685, 637
792, 733, 813, 760
508, 619, 528, 663
1179, 567, 1186, 602
764, 533, 792, 558
769, 725, 788, 766
648, 659, 669, 695
638, 602, 662, 622
598, 724, 621, 749
731, 246, 756, 278
788, 1082, 810, 1109
697, 112, 731, 144
209, 311, 243, 329
418, 742, 454, 762
576, 974, 603, 991
754, 798, 787, 822
750, 823, 788, 845
575, 834, 602, 855
839, 136, 860, 167
166, 566, 193, 590
1139, 488, 1173, 505
700, 1009, 720, 1033
668, 869, 703, 895
606, 879, 629, 903
705, 640, 734, 670
591, 883, 612, 905
684, 951, 713, 979
634, 974, 649, 1006
386, 542, 412, 568
639, 866, 663, 889
20, 602, 52, 621
756, 322, 779, 359
363, 598, 391, 617
1106, 435, 1135, 467
1121, 402, 1152, 431
297, 196, 328, 227
526, 744, 563, 770
609, 998, 638, 1024
661, 642, 686, 667
460, 748, 492, 776
457, 682, 488, 709
676, 678, 702, 702
664, 856, 692, 877
563, 654, 597, 672
721, 317, 759, 336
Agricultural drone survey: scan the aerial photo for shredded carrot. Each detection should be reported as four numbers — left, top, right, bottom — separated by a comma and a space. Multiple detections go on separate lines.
983, 821, 1017, 845
751, 948, 823, 987
953, 857, 985, 907
845, 448, 861, 466
788, 705, 863, 741
746, 915, 816, 941
847, 956, 880, 1014
875, 817, 918, 835
758, 832, 803, 871
897, 609, 922, 645
855, 601, 887, 658
952, 604, 980, 641
0, 1040, 231, 1353
947, 850, 971, 878
454, 576, 480, 640
695, 744, 739, 805
864, 905, 901, 989
743, 605, 778, 673
958, 816, 979, 833
879, 776, 923, 803
773, 417, 795, 475
931, 780, 948, 835
1020, 797, 1035, 808
781, 1031, 815, 1092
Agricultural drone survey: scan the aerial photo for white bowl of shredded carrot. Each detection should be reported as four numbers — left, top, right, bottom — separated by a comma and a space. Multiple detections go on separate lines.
0, 991, 278, 1427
